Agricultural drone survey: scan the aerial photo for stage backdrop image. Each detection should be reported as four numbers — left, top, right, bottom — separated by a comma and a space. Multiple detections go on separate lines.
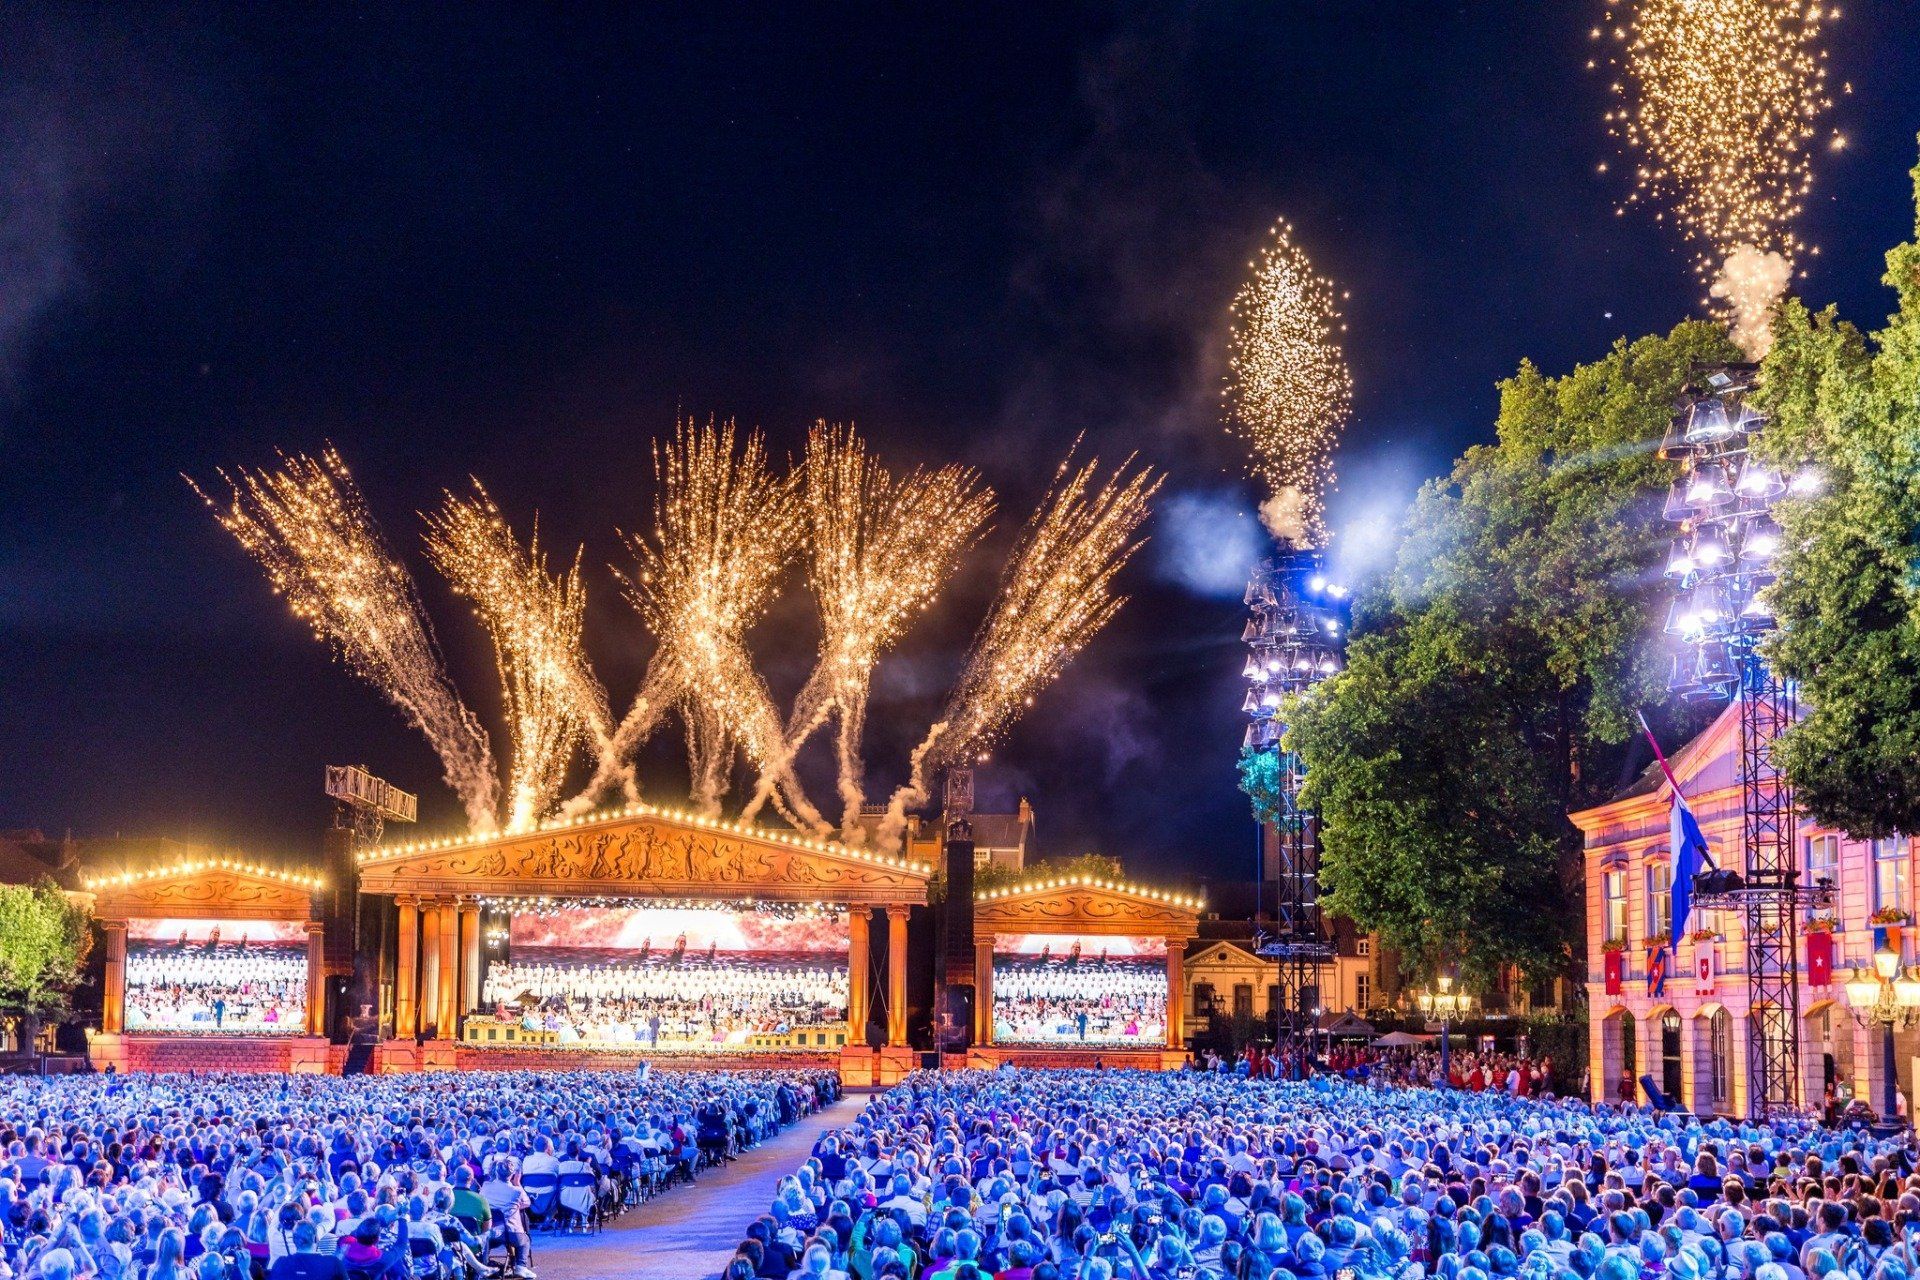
991, 932, 1168, 1046
123, 918, 310, 1035
487, 905, 850, 1049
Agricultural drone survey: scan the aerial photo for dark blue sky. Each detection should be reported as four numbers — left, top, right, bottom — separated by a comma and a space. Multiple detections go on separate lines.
3, 4, 1917, 884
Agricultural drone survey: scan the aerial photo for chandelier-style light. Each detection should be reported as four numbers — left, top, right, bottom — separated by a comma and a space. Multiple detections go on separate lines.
1243, 557, 1347, 748
1660, 367, 1815, 701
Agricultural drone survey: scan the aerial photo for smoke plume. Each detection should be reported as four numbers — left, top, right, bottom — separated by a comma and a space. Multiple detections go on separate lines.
1258, 486, 1315, 548
1710, 244, 1792, 360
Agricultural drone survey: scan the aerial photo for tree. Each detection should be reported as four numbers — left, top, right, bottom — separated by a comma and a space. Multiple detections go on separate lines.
1236, 747, 1289, 828
1753, 152, 1920, 837
0, 881, 92, 1050
1287, 321, 1737, 987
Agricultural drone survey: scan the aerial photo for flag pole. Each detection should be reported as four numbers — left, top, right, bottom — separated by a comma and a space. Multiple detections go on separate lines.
1635, 709, 1686, 795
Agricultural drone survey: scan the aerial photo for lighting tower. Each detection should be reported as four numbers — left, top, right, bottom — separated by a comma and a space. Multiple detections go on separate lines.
1659, 363, 1825, 1118
1243, 550, 1346, 1072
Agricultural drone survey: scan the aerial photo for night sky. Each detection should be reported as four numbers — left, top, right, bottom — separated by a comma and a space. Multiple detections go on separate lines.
4, 5, 1919, 886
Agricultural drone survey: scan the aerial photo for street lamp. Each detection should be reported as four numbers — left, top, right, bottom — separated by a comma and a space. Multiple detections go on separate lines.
1419, 974, 1470, 1086
1843, 942, 1920, 1124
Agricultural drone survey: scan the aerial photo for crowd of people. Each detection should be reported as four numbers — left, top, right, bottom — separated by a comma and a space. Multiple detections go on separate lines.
480, 957, 849, 1048
732, 1065, 1920, 1280
989, 961, 1167, 1046
123, 946, 308, 1036
0, 1065, 838, 1280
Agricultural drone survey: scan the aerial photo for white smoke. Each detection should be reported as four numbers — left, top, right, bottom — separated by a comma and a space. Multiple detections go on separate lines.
1710, 245, 1793, 361
1258, 486, 1315, 548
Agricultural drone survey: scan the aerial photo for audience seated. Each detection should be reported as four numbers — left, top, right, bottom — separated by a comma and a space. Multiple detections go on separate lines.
733, 1066, 1920, 1280
0, 1066, 838, 1280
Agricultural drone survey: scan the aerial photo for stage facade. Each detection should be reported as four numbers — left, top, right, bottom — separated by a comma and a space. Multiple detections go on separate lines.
354, 803, 931, 1083
85, 857, 332, 1073
967, 875, 1199, 1071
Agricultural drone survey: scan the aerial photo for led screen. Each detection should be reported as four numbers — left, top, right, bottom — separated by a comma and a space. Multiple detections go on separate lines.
990, 932, 1167, 1046
124, 918, 308, 1035
486, 906, 849, 1048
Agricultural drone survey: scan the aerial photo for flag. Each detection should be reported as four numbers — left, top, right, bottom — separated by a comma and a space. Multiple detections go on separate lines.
1668, 788, 1715, 944
1646, 784, 1717, 1002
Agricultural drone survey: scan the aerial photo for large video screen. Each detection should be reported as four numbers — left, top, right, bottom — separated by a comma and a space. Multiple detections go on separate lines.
991, 933, 1168, 1046
124, 918, 309, 1035
487, 906, 849, 1049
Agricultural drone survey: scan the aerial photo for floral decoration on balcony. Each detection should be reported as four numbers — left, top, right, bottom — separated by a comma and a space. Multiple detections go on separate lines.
1642, 932, 1671, 951
1600, 936, 1627, 954
1690, 927, 1721, 943
1804, 915, 1839, 934
1870, 908, 1912, 926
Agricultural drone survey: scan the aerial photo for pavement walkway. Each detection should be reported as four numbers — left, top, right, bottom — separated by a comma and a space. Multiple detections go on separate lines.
534, 1094, 861, 1280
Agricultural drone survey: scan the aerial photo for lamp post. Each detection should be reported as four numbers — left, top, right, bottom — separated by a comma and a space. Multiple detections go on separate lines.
1843, 942, 1920, 1125
1419, 975, 1469, 1086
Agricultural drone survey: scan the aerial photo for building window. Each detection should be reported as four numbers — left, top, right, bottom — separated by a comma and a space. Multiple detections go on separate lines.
1267, 984, 1281, 1016
1874, 836, 1908, 913
1807, 833, 1840, 895
1193, 982, 1216, 1017
1710, 1009, 1733, 1107
1356, 938, 1371, 958
1647, 861, 1673, 939
1233, 985, 1253, 1019
1355, 973, 1371, 1010
1603, 870, 1628, 941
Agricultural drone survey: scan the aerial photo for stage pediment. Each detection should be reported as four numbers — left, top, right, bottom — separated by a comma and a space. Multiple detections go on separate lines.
86, 861, 323, 923
975, 879, 1201, 940
356, 808, 931, 905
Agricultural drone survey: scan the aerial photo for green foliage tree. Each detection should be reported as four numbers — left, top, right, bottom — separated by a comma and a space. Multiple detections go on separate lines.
1754, 152, 1920, 837
0, 882, 92, 1048
1287, 321, 1738, 987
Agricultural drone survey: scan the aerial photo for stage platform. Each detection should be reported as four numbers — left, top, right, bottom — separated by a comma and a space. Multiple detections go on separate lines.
86, 1035, 923, 1083
958, 1044, 1189, 1071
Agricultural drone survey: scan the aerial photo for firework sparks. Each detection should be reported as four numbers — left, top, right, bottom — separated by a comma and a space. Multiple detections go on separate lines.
423, 482, 609, 833
742, 423, 995, 832
188, 449, 499, 832
1600, 0, 1835, 354
878, 448, 1160, 849
615, 417, 818, 820
1225, 221, 1352, 548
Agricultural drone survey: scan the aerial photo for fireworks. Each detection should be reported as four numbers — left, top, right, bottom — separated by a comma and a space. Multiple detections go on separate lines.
744, 423, 995, 830
188, 449, 500, 832
878, 448, 1161, 847
423, 482, 609, 833
1600, 1, 1835, 352
614, 418, 815, 820
1225, 221, 1352, 548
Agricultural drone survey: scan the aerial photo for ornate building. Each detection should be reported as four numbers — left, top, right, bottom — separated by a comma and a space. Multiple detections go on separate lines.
1575, 702, 1913, 1115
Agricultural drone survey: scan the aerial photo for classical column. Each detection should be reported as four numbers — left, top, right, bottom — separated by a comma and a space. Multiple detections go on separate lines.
395, 896, 419, 1038
846, 909, 870, 1042
101, 921, 128, 1035
420, 902, 441, 1038
436, 900, 459, 1038
886, 906, 910, 1048
305, 921, 327, 1036
459, 901, 482, 1013
1165, 941, 1185, 1049
975, 937, 995, 1046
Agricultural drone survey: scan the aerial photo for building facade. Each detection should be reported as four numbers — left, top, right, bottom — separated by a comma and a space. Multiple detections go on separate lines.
1181, 923, 1378, 1041
1574, 702, 1914, 1116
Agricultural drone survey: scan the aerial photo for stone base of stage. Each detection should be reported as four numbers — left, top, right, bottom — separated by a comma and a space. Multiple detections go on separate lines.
960, 1044, 1189, 1071
89, 1034, 332, 1075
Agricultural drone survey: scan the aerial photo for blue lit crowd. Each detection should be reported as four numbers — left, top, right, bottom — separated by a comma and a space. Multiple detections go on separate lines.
0, 1067, 836, 1280
735, 1068, 1920, 1280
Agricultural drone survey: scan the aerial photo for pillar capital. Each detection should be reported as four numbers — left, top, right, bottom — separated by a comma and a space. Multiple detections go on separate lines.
100, 919, 128, 934
395, 893, 420, 910
886, 904, 912, 922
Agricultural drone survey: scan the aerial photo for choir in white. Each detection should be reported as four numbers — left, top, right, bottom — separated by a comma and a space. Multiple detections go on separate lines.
481, 956, 849, 1048
990, 956, 1167, 1045
123, 943, 308, 1034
